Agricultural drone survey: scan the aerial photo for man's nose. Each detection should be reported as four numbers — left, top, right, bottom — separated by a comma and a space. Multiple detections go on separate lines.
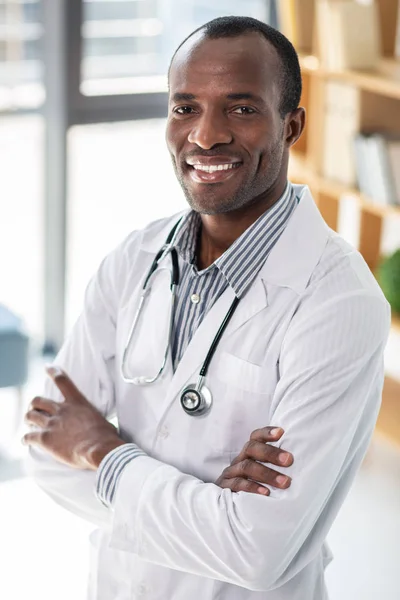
188, 111, 233, 149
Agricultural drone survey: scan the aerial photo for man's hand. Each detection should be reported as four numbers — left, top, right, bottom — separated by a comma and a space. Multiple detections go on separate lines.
23, 366, 125, 470
215, 427, 294, 496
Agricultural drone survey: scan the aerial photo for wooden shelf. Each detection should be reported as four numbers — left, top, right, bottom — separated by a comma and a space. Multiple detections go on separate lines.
356, 192, 400, 219
392, 314, 400, 333
289, 151, 400, 218
376, 376, 400, 447
299, 54, 400, 101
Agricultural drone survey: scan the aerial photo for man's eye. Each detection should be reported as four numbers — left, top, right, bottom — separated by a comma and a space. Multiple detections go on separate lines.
174, 106, 195, 115
232, 106, 256, 115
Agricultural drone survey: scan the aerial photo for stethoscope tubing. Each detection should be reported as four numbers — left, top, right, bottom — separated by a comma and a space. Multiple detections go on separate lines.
121, 218, 183, 384
199, 296, 239, 378
121, 215, 240, 417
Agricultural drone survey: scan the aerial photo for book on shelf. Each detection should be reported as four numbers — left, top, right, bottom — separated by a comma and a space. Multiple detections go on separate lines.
277, 0, 314, 52
353, 132, 400, 206
353, 135, 373, 198
316, 0, 381, 70
322, 81, 360, 186
387, 141, 400, 204
337, 193, 361, 249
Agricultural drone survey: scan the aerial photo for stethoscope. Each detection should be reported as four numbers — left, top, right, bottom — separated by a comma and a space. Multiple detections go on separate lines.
121, 218, 240, 417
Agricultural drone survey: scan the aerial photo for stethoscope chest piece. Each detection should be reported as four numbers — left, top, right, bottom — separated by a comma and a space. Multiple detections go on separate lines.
180, 383, 212, 416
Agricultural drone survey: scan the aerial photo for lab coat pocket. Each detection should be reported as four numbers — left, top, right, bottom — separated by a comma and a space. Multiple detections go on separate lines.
208, 351, 276, 455
215, 351, 273, 393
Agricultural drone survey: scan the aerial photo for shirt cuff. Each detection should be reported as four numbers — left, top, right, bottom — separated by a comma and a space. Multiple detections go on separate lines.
95, 443, 147, 508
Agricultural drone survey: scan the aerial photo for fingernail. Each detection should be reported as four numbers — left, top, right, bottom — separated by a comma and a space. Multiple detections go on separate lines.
45, 364, 63, 378
276, 475, 289, 487
270, 427, 283, 436
279, 452, 291, 465
258, 486, 269, 496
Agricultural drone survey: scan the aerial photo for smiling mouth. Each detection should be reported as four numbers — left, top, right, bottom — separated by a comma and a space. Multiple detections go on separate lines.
192, 163, 241, 173
186, 161, 242, 184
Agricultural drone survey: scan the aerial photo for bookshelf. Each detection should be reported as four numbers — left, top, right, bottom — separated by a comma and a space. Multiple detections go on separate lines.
299, 54, 400, 101
289, 150, 400, 220
283, 0, 400, 444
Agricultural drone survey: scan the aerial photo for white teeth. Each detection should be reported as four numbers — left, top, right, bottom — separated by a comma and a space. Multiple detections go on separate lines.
193, 163, 237, 173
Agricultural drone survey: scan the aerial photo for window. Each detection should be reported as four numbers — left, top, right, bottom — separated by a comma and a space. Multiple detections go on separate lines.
81, 0, 268, 96
0, 0, 44, 110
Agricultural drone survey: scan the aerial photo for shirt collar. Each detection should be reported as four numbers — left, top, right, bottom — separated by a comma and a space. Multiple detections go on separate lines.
173, 182, 297, 297
173, 210, 201, 265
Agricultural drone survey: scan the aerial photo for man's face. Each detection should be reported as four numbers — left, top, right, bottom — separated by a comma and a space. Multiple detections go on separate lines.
166, 32, 288, 215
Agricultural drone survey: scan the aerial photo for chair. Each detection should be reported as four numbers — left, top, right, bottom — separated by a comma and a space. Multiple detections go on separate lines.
0, 304, 29, 433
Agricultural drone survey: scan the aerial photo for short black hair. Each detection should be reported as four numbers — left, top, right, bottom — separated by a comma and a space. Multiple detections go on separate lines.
168, 15, 302, 118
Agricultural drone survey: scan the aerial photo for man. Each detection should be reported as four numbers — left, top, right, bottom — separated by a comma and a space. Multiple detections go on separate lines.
24, 16, 390, 600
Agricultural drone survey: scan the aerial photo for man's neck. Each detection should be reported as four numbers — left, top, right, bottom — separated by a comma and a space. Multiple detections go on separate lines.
196, 182, 288, 270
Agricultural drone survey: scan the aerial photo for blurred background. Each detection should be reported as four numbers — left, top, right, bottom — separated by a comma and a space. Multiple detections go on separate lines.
0, 1, 399, 598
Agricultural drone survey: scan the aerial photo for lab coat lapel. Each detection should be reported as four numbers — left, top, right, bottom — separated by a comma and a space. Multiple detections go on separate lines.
260, 185, 330, 292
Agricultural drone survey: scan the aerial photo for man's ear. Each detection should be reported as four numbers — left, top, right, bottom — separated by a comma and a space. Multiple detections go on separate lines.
284, 107, 306, 148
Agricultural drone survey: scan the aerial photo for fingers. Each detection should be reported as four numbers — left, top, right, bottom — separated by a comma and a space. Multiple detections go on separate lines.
24, 408, 50, 428
226, 459, 291, 490
250, 426, 284, 443
216, 427, 293, 497
46, 365, 87, 404
218, 477, 270, 496
232, 439, 294, 468
30, 396, 59, 415
24, 396, 60, 427
22, 430, 42, 447
249, 427, 293, 466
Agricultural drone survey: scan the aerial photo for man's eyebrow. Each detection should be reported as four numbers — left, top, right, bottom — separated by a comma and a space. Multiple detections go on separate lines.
171, 92, 265, 103
172, 93, 196, 102
226, 92, 264, 103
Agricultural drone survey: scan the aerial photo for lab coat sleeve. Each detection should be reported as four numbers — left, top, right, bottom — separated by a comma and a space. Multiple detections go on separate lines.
108, 290, 390, 591
27, 241, 128, 529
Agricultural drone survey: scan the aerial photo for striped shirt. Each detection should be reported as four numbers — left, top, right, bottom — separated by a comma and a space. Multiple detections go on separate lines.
96, 182, 298, 507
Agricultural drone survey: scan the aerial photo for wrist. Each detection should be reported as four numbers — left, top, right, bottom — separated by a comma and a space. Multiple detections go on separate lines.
86, 438, 126, 470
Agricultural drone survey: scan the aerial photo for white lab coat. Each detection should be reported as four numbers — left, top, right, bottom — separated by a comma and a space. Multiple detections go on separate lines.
29, 185, 390, 600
